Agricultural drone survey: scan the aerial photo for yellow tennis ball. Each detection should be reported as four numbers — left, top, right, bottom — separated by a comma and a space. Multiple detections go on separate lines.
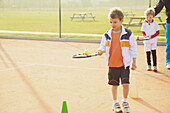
84, 50, 90, 55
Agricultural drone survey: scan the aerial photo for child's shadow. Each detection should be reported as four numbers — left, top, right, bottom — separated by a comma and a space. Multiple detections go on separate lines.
133, 98, 163, 113
156, 71, 170, 77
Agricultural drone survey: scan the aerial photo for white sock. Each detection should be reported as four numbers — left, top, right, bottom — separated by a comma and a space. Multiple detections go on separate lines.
122, 98, 128, 103
113, 100, 118, 104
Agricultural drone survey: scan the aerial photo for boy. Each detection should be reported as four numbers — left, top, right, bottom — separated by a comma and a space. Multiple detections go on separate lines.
98, 8, 137, 113
141, 8, 160, 72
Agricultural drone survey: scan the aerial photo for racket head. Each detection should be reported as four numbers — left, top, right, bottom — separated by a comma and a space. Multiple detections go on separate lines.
136, 37, 150, 41
72, 51, 98, 58
72, 53, 90, 58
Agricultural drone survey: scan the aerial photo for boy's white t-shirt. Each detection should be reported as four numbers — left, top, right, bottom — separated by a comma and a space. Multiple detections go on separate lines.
141, 21, 160, 43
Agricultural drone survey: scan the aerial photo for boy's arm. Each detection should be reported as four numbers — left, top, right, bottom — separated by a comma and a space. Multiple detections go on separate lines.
129, 33, 138, 59
150, 30, 160, 39
150, 22, 160, 39
142, 31, 146, 37
97, 35, 106, 55
129, 33, 137, 70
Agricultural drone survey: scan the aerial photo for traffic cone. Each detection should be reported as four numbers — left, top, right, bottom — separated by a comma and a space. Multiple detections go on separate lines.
129, 74, 139, 99
61, 101, 68, 113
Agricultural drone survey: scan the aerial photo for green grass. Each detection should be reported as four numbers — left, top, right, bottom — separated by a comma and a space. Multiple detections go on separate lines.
0, 8, 166, 41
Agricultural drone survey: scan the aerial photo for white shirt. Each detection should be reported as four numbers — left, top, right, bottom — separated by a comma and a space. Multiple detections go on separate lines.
98, 26, 137, 68
141, 21, 160, 43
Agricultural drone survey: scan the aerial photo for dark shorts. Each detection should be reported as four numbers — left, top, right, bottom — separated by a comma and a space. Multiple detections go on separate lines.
108, 66, 130, 85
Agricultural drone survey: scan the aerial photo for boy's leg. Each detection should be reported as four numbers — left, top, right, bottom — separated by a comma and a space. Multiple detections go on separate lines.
108, 67, 122, 112
152, 49, 157, 72
112, 86, 122, 112
144, 43, 152, 70
146, 51, 151, 70
146, 51, 151, 65
120, 67, 130, 98
121, 67, 130, 113
166, 23, 170, 69
151, 42, 157, 71
122, 85, 130, 113
122, 84, 129, 99
112, 86, 118, 101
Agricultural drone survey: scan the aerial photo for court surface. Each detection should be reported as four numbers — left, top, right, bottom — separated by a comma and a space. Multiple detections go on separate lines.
0, 39, 169, 113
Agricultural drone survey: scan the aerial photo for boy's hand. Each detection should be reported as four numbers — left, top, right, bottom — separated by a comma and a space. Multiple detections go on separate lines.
131, 58, 137, 70
98, 50, 103, 56
131, 64, 137, 70
146, 36, 151, 40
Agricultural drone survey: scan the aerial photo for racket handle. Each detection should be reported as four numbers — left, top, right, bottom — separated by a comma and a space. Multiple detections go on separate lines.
97, 50, 103, 55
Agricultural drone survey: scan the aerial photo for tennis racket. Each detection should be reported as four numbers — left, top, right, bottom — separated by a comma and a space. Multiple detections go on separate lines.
136, 36, 150, 41
72, 50, 99, 58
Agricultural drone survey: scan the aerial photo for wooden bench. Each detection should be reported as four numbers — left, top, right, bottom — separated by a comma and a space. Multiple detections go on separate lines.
123, 22, 143, 26
123, 11, 136, 18
123, 16, 166, 29
70, 12, 96, 22
158, 22, 166, 25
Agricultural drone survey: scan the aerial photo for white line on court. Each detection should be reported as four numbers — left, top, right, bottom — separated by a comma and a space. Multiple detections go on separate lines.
0, 61, 169, 76
0, 30, 166, 39
0, 30, 103, 37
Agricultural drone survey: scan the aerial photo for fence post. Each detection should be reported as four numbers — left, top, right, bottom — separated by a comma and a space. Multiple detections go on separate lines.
59, 0, 61, 38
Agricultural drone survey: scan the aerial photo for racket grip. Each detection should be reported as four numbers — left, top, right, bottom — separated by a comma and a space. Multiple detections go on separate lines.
97, 50, 103, 55
145, 36, 150, 39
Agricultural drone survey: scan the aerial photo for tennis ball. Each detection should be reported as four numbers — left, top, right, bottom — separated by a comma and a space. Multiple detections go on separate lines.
84, 50, 90, 56
98, 51, 101, 54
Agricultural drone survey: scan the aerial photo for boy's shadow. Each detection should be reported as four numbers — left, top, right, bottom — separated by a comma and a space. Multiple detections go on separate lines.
136, 70, 170, 83
133, 98, 163, 113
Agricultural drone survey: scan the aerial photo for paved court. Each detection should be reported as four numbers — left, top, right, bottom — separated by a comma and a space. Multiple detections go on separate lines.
0, 39, 169, 113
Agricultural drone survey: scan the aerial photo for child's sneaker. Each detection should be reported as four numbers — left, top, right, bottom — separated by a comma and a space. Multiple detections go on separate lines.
122, 102, 130, 113
147, 65, 151, 71
153, 66, 157, 72
112, 103, 122, 113
166, 63, 170, 70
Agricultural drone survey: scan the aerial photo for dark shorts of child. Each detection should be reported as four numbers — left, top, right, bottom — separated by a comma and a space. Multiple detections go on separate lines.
108, 66, 130, 85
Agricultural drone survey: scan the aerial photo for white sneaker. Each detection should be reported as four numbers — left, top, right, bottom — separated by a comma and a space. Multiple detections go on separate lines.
166, 63, 170, 70
147, 65, 151, 71
122, 102, 130, 113
112, 103, 122, 113
153, 66, 157, 72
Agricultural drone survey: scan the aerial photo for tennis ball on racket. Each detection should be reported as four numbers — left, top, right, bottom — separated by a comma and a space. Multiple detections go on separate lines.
84, 50, 90, 56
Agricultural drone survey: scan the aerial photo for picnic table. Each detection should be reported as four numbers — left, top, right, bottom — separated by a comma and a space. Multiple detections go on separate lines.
123, 16, 166, 29
123, 11, 136, 18
70, 12, 95, 22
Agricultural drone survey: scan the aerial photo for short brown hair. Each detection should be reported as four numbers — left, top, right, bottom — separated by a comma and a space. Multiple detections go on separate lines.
144, 8, 155, 17
108, 8, 124, 20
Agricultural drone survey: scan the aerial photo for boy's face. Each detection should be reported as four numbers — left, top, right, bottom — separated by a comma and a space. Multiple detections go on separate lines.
146, 14, 154, 23
109, 17, 123, 31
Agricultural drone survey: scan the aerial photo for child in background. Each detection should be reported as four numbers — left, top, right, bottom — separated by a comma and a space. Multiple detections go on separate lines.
141, 8, 160, 72
98, 8, 137, 113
